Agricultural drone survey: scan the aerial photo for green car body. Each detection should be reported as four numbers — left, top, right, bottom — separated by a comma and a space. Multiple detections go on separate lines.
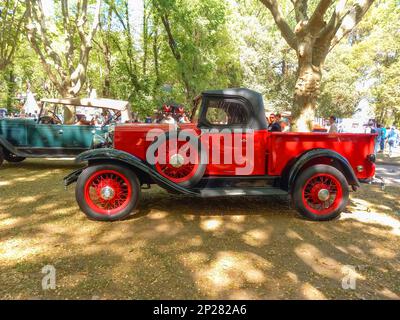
0, 97, 132, 166
0, 117, 107, 157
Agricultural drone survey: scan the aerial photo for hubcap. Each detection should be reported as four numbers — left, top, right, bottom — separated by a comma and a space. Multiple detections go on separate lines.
317, 188, 330, 201
100, 186, 115, 200
170, 153, 185, 168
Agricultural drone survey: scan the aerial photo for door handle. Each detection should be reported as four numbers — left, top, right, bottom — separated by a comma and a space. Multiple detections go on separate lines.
58, 129, 63, 134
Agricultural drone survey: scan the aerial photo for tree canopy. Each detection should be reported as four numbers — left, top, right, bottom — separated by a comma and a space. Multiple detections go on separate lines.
0, 0, 398, 127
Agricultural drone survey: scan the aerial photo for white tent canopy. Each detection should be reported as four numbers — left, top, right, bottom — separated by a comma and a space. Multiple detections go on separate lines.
24, 90, 40, 114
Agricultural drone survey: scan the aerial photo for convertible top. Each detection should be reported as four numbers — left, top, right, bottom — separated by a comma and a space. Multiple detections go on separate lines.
201, 88, 268, 130
41, 98, 130, 111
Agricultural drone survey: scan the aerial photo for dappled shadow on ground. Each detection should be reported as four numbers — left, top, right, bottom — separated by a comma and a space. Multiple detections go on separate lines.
0, 160, 399, 299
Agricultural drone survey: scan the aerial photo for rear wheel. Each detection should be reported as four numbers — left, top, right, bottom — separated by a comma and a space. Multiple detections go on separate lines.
292, 164, 349, 221
76, 164, 140, 221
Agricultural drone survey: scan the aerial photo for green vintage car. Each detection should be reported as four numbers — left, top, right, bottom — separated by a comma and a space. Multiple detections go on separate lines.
0, 98, 132, 166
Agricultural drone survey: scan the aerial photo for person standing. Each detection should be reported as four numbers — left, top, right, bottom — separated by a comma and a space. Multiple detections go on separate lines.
387, 127, 398, 156
268, 113, 282, 132
328, 116, 338, 133
380, 126, 387, 152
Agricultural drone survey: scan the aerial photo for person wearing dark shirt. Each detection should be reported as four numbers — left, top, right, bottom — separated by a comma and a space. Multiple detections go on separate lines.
268, 113, 282, 132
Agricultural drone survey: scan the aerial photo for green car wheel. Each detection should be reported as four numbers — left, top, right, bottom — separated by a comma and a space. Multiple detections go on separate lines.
0, 147, 4, 166
3, 149, 25, 163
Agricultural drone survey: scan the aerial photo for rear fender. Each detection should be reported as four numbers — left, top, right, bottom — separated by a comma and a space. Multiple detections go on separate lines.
282, 148, 360, 192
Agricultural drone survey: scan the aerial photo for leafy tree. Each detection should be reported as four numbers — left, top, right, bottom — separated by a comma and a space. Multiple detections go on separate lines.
259, 0, 375, 131
25, 0, 102, 97
0, 0, 26, 71
153, 0, 241, 108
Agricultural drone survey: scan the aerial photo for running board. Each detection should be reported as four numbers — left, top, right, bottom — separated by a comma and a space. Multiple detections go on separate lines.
199, 187, 288, 198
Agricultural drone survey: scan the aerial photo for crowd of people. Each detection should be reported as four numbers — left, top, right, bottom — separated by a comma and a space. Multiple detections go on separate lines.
367, 123, 400, 156
142, 104, 190, 124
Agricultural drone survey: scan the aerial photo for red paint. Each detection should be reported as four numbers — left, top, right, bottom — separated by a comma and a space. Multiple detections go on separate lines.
114, 124, 375, 179
84, 169, 132, 215
302, 173, 343, 215
266, 132, 376, 179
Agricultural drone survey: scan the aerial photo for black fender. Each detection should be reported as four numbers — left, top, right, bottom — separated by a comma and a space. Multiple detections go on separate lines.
0, 136, 21, 156
282, 148, 360, 192
64, 148, 198, 196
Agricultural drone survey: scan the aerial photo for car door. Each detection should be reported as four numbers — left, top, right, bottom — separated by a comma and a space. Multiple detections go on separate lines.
198, 96, 259, 176
60, 124, 98, 151
0, 118, 29, 148
26, 121, 65, 155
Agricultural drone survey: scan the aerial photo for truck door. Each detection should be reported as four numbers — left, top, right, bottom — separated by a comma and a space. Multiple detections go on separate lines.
198, 96, 265, 175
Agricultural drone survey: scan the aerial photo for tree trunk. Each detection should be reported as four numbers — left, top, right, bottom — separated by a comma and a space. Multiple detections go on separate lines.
292, 62, 322, 131
6, 68, 16, 111
153, 26, 161, 91
102, 2, 113, 97
25, 0, 101, 98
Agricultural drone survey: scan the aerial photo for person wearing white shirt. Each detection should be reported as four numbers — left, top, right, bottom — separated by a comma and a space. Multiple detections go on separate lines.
328, 115, 338, 133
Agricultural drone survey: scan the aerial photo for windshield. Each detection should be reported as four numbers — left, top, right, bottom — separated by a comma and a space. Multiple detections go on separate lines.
39, 102, 125, 126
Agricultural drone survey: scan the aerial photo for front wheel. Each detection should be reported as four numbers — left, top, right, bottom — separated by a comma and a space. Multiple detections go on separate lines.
292, 164, 349, 221
3, 149, 25, 163
76, 164, 140, 221
0, 147, 4, 166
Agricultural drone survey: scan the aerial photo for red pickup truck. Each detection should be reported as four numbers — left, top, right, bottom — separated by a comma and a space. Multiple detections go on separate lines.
64, 88, 376, 222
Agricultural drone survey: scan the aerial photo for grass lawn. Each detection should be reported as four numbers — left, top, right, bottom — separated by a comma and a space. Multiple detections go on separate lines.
0, 159, 399, 299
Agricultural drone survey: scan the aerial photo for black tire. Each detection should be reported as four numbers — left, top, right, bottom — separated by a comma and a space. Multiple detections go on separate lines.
75, 163, 140, 221
0, 147, 4, 167
150, 131, 207, 188
3, 149, 25, 163
292, 164, 349, 221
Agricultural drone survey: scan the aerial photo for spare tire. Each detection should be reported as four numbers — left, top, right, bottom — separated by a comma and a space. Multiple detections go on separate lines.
149, 131, 207, 188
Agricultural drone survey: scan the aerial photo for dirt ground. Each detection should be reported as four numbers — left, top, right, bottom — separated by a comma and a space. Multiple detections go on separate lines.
0, 159, 399, 300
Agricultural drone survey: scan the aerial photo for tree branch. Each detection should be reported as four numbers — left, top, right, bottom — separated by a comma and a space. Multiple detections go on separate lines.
330, 0, 375, 50
260, 0, 297, 50
307, 0, 333, 32
160, 14, 181, 61
291, 0, 308, 22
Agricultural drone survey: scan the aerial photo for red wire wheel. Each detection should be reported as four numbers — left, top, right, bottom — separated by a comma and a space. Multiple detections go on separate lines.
155, 140, 199, 183
293, 164, 349, 221
76, 164, 140, 221
84, 170, 132, 215
302, 173, 343, 215
151, 132, 207, 188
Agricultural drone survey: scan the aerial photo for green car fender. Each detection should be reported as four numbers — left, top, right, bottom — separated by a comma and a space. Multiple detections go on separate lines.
0, 136, 19, 155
